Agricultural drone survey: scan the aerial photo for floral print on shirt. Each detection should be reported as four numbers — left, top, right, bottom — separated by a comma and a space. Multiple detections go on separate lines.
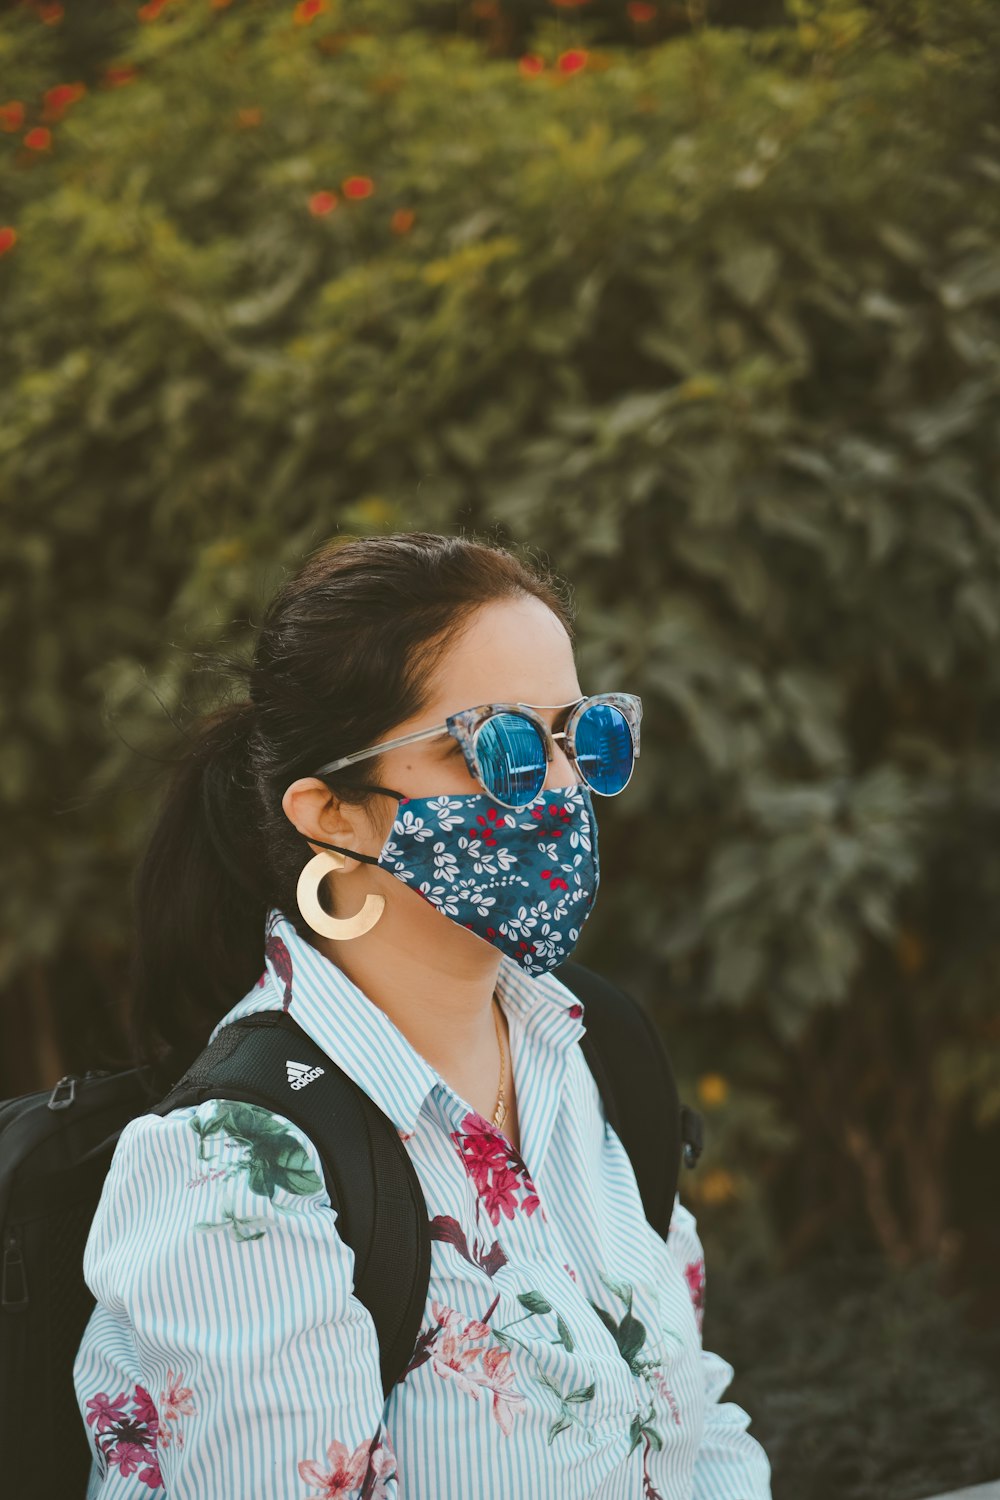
85, 1374, 195, 1490
589, 1270, 672, 1496
86, 1384, 163, 1489
684, 1256, 706, 1334
187, 1100, 324, 1240
433, 1104, 677, 1465
450, 1109, 543, 1225
265, 906, 295, 1009
416, 1194, 590, 1444
420, 1190, 675, 1458
298, 1422, 397, 1500
410, 1223, 681, 1463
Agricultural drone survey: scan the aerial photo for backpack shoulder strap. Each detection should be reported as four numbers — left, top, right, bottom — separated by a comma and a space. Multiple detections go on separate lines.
146, 1010, 428, 1403
554, 960, 703, 1240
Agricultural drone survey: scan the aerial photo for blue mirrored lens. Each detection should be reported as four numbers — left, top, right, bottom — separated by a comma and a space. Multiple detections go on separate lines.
574, 704, 634, 794
475, 713, 547, 806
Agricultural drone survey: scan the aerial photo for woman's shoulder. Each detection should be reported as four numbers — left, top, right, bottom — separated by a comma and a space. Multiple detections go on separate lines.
108, 1095, 331, 1209
86, 1096, 346, 1289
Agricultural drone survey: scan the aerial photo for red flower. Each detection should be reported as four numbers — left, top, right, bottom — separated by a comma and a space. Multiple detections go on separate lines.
160, 1368, 195, 1424
342, 175, 374, 199
265, 933, 294, 1010
551, 0, 592, 7
138, 0, 171, 20
453, 1124, 508, 1192
627, 1, 657, 20
36, 2, 65, 23
102, 66, 138, 89
108, 1442, 149, 1478
24, 126, 51, 151
293, 0, 328, 23
520, 1183, 540, 1217
131, 1384, 159, 1438
308, 190, 338, 216
390, 207, 415, 235
557, 49, 588, 74
0, 102, 25, 132
85, 1390, 128, 1432
42, 82, 85, 120
518, 55, 545, 78
451, 1112, 542, 1226
684, 1257, 706, 1317
297, 1436, 371, 1494
0, 227, 17, 258
481, 1164, 522, 1223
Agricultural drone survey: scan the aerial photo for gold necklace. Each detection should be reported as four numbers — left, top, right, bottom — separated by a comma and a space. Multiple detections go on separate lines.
492, 995, 508, 1130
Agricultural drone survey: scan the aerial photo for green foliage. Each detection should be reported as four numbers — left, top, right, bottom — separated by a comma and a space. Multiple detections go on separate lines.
2, 0, 999, 1296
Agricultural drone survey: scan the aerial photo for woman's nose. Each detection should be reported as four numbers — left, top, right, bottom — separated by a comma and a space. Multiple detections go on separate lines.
545, 734, 580, 790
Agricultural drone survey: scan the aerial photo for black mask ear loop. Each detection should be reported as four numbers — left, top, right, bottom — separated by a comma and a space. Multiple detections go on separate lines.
302, 783, 406, 867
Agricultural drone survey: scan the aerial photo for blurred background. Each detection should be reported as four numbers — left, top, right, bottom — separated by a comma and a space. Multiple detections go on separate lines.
2, 1, 999, 1496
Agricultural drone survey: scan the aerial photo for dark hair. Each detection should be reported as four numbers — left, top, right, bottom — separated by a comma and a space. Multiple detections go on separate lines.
127, 531, 575, 1090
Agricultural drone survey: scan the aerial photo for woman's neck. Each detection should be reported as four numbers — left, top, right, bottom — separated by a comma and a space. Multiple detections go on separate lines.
312, 924, 503, 1085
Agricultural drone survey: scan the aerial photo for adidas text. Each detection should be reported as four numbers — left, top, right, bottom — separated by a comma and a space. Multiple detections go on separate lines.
286, 1060, 325, 1091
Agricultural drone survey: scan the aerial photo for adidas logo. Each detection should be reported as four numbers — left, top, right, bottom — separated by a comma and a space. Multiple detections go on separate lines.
286, 1059, 325, 1091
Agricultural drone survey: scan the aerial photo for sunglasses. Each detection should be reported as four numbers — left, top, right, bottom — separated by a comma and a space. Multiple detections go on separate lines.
311, 692, 642, 810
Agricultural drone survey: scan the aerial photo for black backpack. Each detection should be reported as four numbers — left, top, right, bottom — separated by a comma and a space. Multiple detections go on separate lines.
0, 959, 703, 1500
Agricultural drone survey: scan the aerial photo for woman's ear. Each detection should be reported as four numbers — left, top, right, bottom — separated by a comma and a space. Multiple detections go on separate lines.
281, 778, 375, 871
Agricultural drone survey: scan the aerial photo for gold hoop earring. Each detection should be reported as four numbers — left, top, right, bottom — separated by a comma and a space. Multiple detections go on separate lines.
296, 849, 386, 940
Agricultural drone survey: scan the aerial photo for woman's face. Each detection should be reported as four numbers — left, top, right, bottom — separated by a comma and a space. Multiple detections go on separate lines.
283, 592, 586, 960
284, 593, 584, 863
372, 592, 584, 811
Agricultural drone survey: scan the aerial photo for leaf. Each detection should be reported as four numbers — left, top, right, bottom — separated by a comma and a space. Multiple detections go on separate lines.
210, 1104, 322, 1199
555, 1315, 575, 1352
273, 1141, 324, 1196
589, 1303, 620, 1343
477, 1240, 509, 1278
618, 1311, 648, 1366
429, 1215, 473, 1265
603, 391, 671, 439
517, 1290, 552, 1315
716, 240, 781, 309
597, 1268, 634, 1309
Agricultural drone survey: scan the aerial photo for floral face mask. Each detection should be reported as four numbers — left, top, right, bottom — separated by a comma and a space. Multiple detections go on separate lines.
306, 783, 600, 977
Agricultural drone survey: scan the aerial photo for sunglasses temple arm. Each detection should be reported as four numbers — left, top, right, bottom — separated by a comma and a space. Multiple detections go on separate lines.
313, 723, 446, 777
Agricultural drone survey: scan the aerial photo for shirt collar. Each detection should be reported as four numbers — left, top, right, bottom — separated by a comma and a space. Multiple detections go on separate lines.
212, 905, 588, 1137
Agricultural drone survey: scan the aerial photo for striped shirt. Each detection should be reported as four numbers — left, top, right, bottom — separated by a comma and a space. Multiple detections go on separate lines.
74, 905, 771, 1499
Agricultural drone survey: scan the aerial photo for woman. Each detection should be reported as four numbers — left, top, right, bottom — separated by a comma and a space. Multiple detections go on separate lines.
73, 531, 771, 1499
